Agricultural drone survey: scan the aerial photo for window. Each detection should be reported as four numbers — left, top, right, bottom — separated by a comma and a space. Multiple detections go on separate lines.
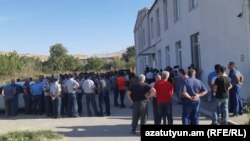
173, 0, 180, 22
163, 0, 168, 30
190, 33, 201, 70
158, 50, 162, 69
165, 46, 170, 67
156, 9, 161, 37
175, 41, 182, 68
142, 29, 145, 47
150, 17, 154, 39
189, 0, 198, 10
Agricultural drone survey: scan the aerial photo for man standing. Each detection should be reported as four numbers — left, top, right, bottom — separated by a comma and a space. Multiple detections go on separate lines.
228, 62, 244, 116
207, 64, 221, 102
127, 74, 156, 134
150, 75, 161, 125
66, 74, 80, 117
212, 66, 232, 125
180, 69, 207, 125
3, 80, 16, 116
50, 77, 62, 119
111, 72, 119, 107
98, 74, 111, 116
154, 71, 174, 125
30, 79, 43, 115
117, 72, 127, 108
43, 78, 52, 117
82, 76, 99, 117
23, 79, 32, 115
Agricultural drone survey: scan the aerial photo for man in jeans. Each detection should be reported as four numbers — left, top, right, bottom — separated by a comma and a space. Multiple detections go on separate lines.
127, 74, 156, 134
65, 74, 80, 117
154, 71, 174, 125
180, 69, 207, 125
98, 74, 111, 116
212, 66, 232, 125
117, 72, 127, 108
207, 64, 221, 102
82, 76, 99, 117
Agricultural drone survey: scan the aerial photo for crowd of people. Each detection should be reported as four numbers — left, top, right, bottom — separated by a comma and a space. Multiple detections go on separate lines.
0, 71, 131, 119
0, 61, 245, 133
127, 61, 244, 133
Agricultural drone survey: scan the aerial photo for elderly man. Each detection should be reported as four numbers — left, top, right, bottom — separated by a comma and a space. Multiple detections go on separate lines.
150, 74, 161, 125
127, 74, 156, 134
154, 71, 174, 125
180, 69, 207, 125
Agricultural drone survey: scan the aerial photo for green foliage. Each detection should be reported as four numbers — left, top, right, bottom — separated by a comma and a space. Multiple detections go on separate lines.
84, 57, 104, 72
122, 46, 135, 62
45, 43, 82, 72
0, 130, 63, 141
110, 57, 125, 70
244, 106, 250, 125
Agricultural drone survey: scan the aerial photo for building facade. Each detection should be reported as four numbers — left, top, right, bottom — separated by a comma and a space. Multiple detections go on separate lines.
134, 0, 250, 101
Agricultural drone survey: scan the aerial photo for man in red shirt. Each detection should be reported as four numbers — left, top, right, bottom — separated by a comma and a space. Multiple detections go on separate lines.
154, 71, 174, 125
116, 72, 127, 108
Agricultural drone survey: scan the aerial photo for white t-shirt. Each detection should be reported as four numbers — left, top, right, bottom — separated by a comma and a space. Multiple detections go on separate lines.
82, 79, 96, 94
50, 82, 61, 96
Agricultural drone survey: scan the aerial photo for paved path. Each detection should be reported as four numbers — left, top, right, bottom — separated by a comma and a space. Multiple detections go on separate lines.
0, 95, 211, 141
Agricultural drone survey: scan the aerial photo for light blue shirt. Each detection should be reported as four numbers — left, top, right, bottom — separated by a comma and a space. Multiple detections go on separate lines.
30, 83, 43, 96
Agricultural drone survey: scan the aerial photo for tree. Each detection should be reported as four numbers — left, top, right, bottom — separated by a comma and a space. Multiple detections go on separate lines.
111, 57, 125, 70
122, 46, 135, 62
49, 43, 68, 57
84, 57, 104, 72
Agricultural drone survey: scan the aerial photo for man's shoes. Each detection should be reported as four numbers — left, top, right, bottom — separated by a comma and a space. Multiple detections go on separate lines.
130, 130, 136, 134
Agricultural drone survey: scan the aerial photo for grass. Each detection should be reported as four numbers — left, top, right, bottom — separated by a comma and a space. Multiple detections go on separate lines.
244, 105, 250, 125
0, 130, 63, 141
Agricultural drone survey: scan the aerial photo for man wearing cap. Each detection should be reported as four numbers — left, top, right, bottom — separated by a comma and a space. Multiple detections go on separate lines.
180, 69, 207, 125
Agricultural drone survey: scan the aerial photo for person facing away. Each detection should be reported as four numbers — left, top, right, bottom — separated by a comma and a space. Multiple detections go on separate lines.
127, 74, 156, 134
82, 76, 99, 117
228, 62, 244, 116
180, 69, 207, 125
50, 77, 62, 119
212, 66, 232, 125
98, 74, 111, 116
23, 79, 32, 115
3, 80, 17, 116
207, 64, 221, 102
150, 74, 161, 125
154, 71, 174, 125
65, 74, 80, 117
30, 79, 43, 115
116, 72, 127, 108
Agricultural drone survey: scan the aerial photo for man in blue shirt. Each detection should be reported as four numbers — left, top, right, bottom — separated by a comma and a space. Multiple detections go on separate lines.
228, 62, 244, 116
180, 69, 208, 125
3, 80, 17, 116
30, 80, 43, 115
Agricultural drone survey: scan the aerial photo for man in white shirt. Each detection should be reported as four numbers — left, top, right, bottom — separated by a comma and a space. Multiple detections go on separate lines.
65, 74, 80, 117
50, 77, 62, 119
82, 76, 99, 117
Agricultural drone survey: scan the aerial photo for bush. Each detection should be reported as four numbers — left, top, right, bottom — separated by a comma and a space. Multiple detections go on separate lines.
244, 106, 250, 125
0, 130, 63, 141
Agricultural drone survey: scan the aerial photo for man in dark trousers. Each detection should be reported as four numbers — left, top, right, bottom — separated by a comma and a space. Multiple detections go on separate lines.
180, 69, 207, 125
127, 74, 156, 134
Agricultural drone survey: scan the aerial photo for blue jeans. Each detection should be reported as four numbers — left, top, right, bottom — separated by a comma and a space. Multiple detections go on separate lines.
113, 87, 119, 106
23, 95, 32, 114
212, 98, 229, 125
229, 85, 243, 115
44, 96, 52, 117
67, 93, 78, 117
98, 90, 110, 115
77, 93, 84, 116
53, 96, 62, 118
158, 102, 173, 125
182, 100, 200, 125
33, 95, 42, 115
86, 94, 99, 116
